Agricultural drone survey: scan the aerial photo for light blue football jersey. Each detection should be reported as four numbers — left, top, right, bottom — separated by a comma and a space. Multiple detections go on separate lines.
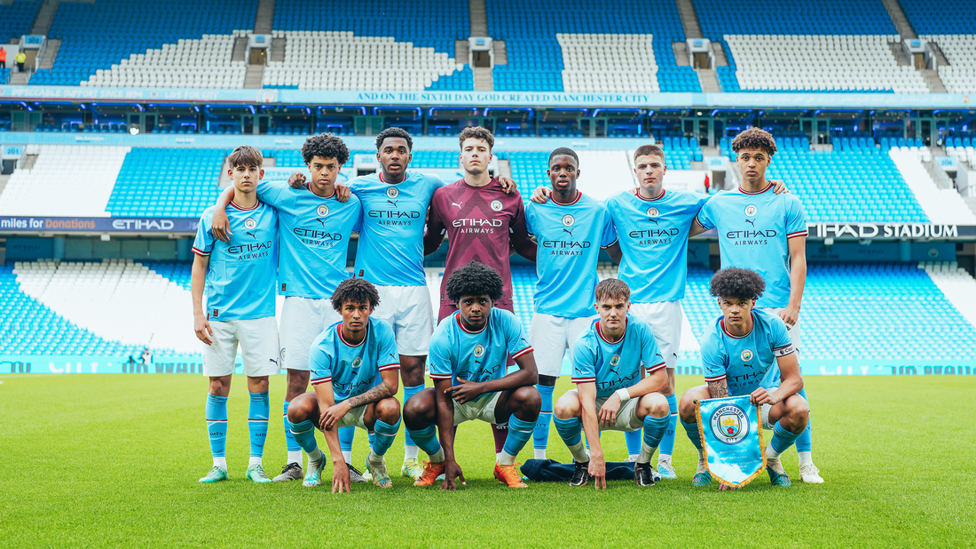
700, 309, 795, 397
428, 308, 533, 403
525, 192, 617, 318
571, 314, 666, 399
308, 317, 399, 403
350, 170, 444, 287
606, 189, 709, 304
695, 184, 808, 309
257, 180, 363, 298
192, 201, 278, 321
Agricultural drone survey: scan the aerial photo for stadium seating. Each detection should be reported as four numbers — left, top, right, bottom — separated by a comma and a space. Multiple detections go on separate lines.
105, 148, 227, 218
84, 33, 246, 89
921, 35, 976, 94
900, 0, 976, 35
487, 0, 699, 92
557, 34, 660, 93
35, 0, 255, 86
887, 148, 976, 224
0, 145, 129, 217
922, 261, 976, 330
262, 31, 467, 91
0, 0, 39, 44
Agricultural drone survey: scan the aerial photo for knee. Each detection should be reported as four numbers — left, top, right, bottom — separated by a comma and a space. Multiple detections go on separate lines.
786, 396, 810, 424
403, 389, 434, 428
553, 392, 580, 420
643, 393, 669, 418
514, 385, 542, 415
287, 393, 315, 423
376, 397, 401, 423
678, 389, 701, 420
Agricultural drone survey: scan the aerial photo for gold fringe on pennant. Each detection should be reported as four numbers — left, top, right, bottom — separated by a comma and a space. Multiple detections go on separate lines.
695, 398, 767, 489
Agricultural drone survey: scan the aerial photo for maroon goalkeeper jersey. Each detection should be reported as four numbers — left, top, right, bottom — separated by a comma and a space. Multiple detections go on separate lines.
425, 178, 536, 321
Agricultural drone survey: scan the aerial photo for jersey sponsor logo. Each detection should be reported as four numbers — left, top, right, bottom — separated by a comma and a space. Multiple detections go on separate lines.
490, 200, 503, 211
386, 187, 399, 199
317, 204, 330, 218
245, 231, 257, 239
740, 349, 754, 362
473, 344, 485, 358
293, 227, 343, 241
710, 404, 750, 444
244, 217, 257, 230
561, 214, 575, 227
228, 240, 274, 257
452, 218, 502, 228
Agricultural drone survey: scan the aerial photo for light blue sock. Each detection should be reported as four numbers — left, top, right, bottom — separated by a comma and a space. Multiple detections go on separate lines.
403, 384, 424, 448
770, 421, 803, 455
205, 394, 228, 458
371, 418, 401, 457
639, 415, 669, 463
407, 423, 442, 457
282, 400, 300, 452
625, 429, 642, 456
290, 420, 319, 454
502, 415, 535, 461
660, 394, 678, 457
533, 384, 554, 450
681, 419, 703, 452
553, 416, 582, 446
338, 426, 355, 454
248, 392, 270, 458
795, 388, 812, 453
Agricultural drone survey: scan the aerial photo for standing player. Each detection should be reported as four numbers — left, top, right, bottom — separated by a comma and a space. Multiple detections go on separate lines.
210, 134, 367, 482
691, 128, 822, 483
525, 147, 617, 459
424, 126, 536, 457
679, 268, 809, 487
191, 146, 279, 483
553, 279, 670, 488
402, 261, 540, 489
286, 278, 402, 491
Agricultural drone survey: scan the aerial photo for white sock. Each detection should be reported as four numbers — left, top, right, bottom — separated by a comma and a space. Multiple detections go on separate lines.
498, 450, 518, 466
798, 451, 813, 465
628, 454, 640, 463
696, 458, 707, 474
287, 450, 303, 465
534, 448, 547, 460
659, 453, 672, 464
496, 451, 504, 461
404, 445, 420, 461
568, 441, 589, 463
248, 456, 262, 467
307, 448, 323, 462
367, 449, 383, 464
341, 450, 352, 463
765, 443, 783, 460
637, 441, 655, 465
213, 456, 227, 468
429, 447, 445, 463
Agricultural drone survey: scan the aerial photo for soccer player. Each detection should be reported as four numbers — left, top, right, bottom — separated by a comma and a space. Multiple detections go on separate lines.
191, 145, 279, 483
524, 147, 617, 460
553, 279, 670, 488
679, 268, 808, 488
424, 126, 536, 457
285, 278, 402, 492
210, 134, 367, 483
691, 128, 822, 483
402, 261, 540, 489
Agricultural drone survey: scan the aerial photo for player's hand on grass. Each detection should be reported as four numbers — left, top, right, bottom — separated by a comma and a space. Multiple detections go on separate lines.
441, 459, 465, 490
288, 171, 306, 189
589, 454, 607, 490
334, 183, 351, 203
193, 314, 213, 345
320, 402, 350, 431
498, 176, 517, 194
719, 482, 739, 491
211, 209, 231, 242
332, 460, 351, 494
530, 186, 550, 204
770, 179, 791, 194
749, 387, 780, 406
446, 378, 483, 405
777, 305, 800, 326
598, 394, 621, 428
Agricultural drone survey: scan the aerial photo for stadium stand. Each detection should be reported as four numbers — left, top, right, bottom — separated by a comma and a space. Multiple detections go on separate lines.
900, 0, 976, 35
33, 0, 255, 86
922, 261, 976, 330
920, 35, 976, 94
486, 0, 699, 92
557, 34, 660, 93
84, 33, 247, 89
0, 145, 129, 217
0, 0, 39, 44
887, 148, 976, 224
105, 148, 226, 218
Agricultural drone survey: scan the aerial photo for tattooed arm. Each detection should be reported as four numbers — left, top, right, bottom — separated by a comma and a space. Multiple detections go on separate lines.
320, 369, 399, 429
707, 378, 730, 398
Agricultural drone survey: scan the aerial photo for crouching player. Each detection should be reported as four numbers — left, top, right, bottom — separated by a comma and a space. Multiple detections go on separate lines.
286, 278, 402, 492
403, 261, 541, 489
679, 268, 808, 488
554, 279, 670, 488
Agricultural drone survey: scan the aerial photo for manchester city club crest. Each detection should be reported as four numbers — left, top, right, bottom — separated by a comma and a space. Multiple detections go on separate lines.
280, 348, 286, 359
696, 395, 766, 489
744, 204, 758, 217
351, 357, 362, 369
317, 204, 329, 217
386, 187, 399, 199
646, 207, 659, 218
561, 214, 575, 227
609, 354, 620, 367
741, 349, 754, 362
490, 199, 503, 211
473, 344, 485, 358
709, 404, 749, 444
244, 217, 257, 229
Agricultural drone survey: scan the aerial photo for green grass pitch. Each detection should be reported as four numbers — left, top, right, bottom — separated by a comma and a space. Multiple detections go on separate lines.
1, 374, 974, 548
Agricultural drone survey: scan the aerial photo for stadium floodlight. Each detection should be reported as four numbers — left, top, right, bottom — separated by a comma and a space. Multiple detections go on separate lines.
129, 126, 139, 135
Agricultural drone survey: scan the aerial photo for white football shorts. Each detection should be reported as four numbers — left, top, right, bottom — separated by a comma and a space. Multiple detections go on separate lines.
529, 313, 594, 378
630, 300, 683, 369
563, 389, 643, 432
453, 392, 502, 426
203, 316, 280, 377
372, 284, 434, 356
279, 296, 341, 372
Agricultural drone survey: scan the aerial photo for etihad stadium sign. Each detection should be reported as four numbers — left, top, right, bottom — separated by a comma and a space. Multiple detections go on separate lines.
808, 223, 976, 240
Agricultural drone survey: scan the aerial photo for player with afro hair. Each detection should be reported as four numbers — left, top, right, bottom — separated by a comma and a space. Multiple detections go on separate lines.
709, 267, 766, 302
302, 132, 350, 166
731, 127, 777, 158
331, 277, 381, 312
444, 261, 504, 304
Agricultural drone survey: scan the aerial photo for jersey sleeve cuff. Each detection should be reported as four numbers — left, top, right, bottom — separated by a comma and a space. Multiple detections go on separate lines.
787, 230, 808, 239
429, 373, 452, 380
572, 376, 596, 384
378, 363, 400, 371
511, 346, 533, 359
646, 361, 667, 373
310, 376, 331, 386
694, 214, 712, 230
191, 247, 211, 256
704, 374, 726, 383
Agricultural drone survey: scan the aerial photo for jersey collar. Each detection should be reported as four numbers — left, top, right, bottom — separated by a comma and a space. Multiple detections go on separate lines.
230, 199, 260, 211
720, 313, 755, 339
737, 183, 773, 195
305, 181, 337, 199
337, 322, 369, 347
456, 311, 488, 335
635, 188, 666, 201
596, 317, 628, 344
551, 190, 582, 206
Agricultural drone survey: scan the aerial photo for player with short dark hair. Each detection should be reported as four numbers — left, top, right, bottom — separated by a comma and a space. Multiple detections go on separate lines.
554, 279, 670, 488
692, 127, 822, 484
210, 134, 367, 483
286, 277, 402, 492
403, 261, 541, 489
192, 145, 279, 484
679, 267, 808, 488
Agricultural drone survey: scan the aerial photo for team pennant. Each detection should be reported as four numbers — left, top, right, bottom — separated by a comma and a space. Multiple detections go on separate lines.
695, 395, 766, 488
